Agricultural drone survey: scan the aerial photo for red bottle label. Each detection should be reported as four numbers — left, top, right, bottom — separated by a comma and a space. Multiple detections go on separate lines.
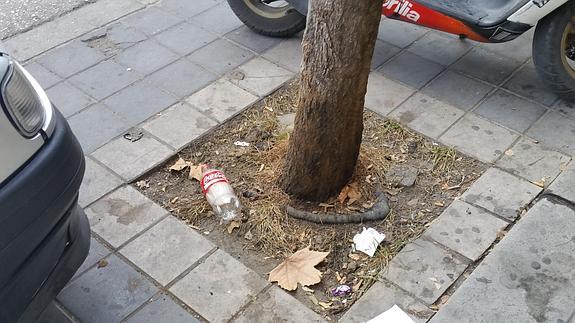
200, 170, 229, 194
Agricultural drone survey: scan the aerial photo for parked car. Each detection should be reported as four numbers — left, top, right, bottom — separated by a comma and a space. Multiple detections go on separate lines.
0, 52, 90, 322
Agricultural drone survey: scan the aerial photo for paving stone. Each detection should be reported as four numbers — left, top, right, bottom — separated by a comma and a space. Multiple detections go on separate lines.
68, 103, 130, 154
4, 0, 144, 61
527, 111, 575, 155
461, 168, 542, 221
170, 250, 268, 323
503, 64, 558, 107
263, 37, 303, 72
225, 26, 282, 53
82, 22, 148, 55
92, 135, 174, 182
228, 57, 293, 96
125, 293, 201, 323
365, 72, 415, 116
114, 39, 179, 75
381, 51, 444, 89
552, 99, 575, 119
190, 2, 243, 35
496, 137, 570, 185
47, 81, 95, 117
74, 238, 112, 279
85, 186, 168, 248
103, 81, 178, 125
155, 23, 218, 56
37, 41, 106, 78
381, 238, 469, 305
389, 92, 464, 138
159, 0, 219, 18
58, 254, 158, 323
430, 197, 575, 323
234, 287, 325, 323
186, 78, 257, 122
24, 62, 62, 89
440, 113, 519, 163
187, 38, 253, 75
147, 59, 218, 98
123, 6, 184, 36
548, 163, 575, 204
474, 90, 546, 133
423, 70, 493, 111
371, 40, 401, 70
339, 281, 434, 323
69, 60, 139, 100
121, 216, 214, 285
37, 303, 74, 323
377, 17, 428, 48
478, 29, 534, 63
423, 200, 508, 261
142, 102, 217, 149
451, 47, 523, 85
78, 157, 123, 208
408, 32, 473, 66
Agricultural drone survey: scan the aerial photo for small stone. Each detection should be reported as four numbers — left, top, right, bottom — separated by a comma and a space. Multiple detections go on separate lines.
385, 165, 419, 187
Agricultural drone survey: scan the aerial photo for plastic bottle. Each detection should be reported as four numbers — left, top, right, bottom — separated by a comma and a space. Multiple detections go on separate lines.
199, 165, 242, 223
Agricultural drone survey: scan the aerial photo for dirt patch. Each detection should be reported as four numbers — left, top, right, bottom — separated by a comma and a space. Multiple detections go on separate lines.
137, 81, 486, 320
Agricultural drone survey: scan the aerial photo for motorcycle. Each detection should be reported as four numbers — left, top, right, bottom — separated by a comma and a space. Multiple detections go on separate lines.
226, 0, 575, 101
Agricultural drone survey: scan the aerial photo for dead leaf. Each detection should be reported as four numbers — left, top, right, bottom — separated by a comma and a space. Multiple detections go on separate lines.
318, 301, 333, 309
348, 253, 361, 261
244, 230, 253, 240
227, 221, 241, 234
268, 246, 329, 291
504, 149, 514, 157
135, 180, 150, 189
338, 183, 362, 205
189, 164, 204, 181
560, 163, 569, 171
337, 186, 351, 204
531, 178, 546, 188
496, 229, 507, 240
169, 158, 189, 171
353, 279, 363, 291
97, 259, 108, 268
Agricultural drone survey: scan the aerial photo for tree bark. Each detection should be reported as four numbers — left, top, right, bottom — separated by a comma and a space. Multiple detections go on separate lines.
279, 0, 383, 201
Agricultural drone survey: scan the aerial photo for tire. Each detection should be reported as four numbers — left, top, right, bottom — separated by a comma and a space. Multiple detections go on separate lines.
533, 2, 575, 102
226, 0, 306, 37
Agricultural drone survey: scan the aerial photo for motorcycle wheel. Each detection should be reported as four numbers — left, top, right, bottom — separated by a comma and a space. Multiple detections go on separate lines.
226, 0, 306, 37
533, 2, 575, 102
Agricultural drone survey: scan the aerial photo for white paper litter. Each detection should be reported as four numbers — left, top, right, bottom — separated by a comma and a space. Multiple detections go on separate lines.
352, 227, 386, 257
233, 141, 250, 147
367, 305, 415, 323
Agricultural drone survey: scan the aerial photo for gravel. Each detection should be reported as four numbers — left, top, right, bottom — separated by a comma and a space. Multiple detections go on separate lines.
0, 0, 99, 40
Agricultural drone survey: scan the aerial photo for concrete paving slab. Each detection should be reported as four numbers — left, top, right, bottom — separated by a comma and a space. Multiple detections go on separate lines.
185, 78, 257, 122
74, 238, 112, 279
58, 254, 158, 323
430, 197, 575, 323
123, 6, 183, 36
371, 40, 401, 70
155, 22, 218, 56
408, 32, 472, 66
69, 60, 139, 100
190, 2, 243, 35
552, 99, 575, 120
37, 40, 105, 78
142, 102, 217, 150
120, 216, 215, 285
79, 157, 123, 208
85, 186, 168, 248
228, 57, 293, 96
225, 26, 282, 54
159, 0, 219, 19
37, 302, 74, 323
381, 51, 444, 89
82, 22, 148, 55
188, 38, 254, 75
461, 168, 542, 221
125, 293, 201, 323
91, 134, 174, 181
170, 249, 268, 323
114, 39, 179, 76
496, 137, 570, 185
423, 200, 509, 261
339, 281, 434, 323
440, 113, 519, 163
263, 37, 303, 73
146, 59, 218, 99
503, 64, 558, 107
478, 29, 534, 63
234, 287, 325, 323
24, 61, 62, 89
47, 81, 96, 118
365, 72, 415, 116
548, 163, 575, 204
423, 70, 493, 111
389, 92, 464, 139
377, 17, 427, 48
381, 238, 469, 305
474, 90, 546, 133
527, 111, 575, 156
451, 47, 522, 85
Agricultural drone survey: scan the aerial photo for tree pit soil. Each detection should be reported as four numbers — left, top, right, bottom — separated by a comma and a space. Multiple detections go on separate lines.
137, 81, 486, 321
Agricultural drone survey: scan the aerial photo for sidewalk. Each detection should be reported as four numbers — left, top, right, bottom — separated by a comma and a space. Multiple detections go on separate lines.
4, 0, 575, 322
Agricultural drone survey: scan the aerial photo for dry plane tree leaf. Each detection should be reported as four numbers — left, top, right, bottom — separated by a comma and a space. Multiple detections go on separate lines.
170, 158, 189, 171
337, 182, 362, 205
189, 165, 204, 181
268, 246, 329, 291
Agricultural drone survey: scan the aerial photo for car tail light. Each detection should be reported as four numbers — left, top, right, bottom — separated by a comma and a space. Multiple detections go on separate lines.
1, 60, 46, 138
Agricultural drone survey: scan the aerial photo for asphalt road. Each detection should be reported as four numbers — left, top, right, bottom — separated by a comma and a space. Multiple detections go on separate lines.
0, 0, 98, 40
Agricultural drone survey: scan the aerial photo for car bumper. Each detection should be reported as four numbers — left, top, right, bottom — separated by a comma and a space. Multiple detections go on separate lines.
0, 110, 90, 323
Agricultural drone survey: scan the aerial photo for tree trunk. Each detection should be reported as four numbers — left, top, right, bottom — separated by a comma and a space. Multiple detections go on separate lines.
279, 0, 383, 201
